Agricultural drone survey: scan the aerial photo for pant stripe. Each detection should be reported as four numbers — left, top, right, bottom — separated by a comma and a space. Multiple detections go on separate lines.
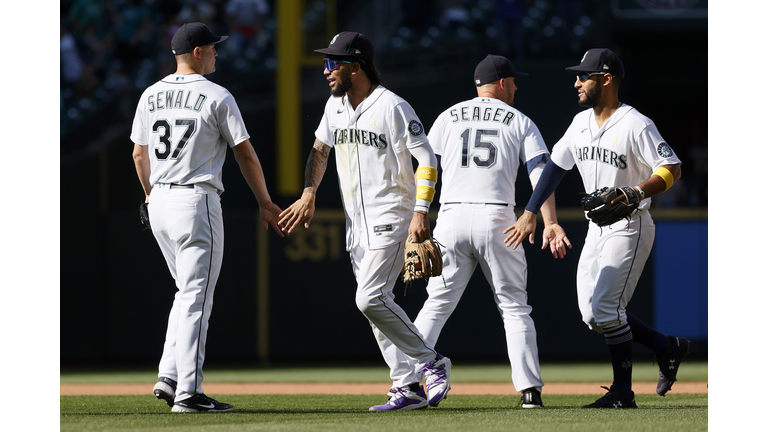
615, 216, 643, 324
194, 194, 214, 391
373, 242, 436, 358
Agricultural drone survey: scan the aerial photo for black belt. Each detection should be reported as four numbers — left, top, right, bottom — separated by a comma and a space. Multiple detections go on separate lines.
445, 202, 507, 206
169, 183, 194, 189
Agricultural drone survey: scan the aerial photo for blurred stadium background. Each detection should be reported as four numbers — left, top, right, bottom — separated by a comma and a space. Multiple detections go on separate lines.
60, 0, 707, 368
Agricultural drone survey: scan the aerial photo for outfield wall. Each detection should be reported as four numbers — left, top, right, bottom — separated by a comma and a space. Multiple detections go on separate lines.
60, 207, 707, 366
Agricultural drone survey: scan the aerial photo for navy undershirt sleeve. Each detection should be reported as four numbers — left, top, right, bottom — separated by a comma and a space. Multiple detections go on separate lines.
524, 160, 568, 214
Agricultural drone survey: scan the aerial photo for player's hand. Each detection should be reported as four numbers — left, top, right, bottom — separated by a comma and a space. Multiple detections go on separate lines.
259, 201, 285, 238
542, 223, 572, 259
503, 210, 537, 249
278, 193, 316, 235
408, 211, 430, 243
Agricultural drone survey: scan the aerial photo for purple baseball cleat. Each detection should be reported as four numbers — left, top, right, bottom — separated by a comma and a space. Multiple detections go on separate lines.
369, 386, 428, 411
421, 354, 452, 407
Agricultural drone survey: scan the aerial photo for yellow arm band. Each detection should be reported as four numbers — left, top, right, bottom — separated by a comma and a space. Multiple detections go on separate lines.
416, 166, 438, 182
652, 167, 675, 191
416, 185, 436, 202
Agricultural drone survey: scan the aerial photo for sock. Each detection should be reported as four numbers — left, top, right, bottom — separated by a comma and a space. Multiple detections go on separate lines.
407, 383, 421, 392
627, 312, 668, 352
604, 322, 633, 394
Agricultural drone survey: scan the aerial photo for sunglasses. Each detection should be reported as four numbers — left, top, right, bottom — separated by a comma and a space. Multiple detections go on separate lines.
323, 58, 353, 71
577, 72, 607, 82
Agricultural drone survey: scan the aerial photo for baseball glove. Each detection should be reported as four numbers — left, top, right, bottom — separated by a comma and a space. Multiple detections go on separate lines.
139, 202, 151, 230
581, 186, 640, 227
402, 235, 443, 284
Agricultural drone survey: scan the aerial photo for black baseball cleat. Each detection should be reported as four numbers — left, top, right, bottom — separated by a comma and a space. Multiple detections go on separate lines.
582, 386, 638, 409
520, 387, 544, 408
153, 377, 177, 408
171, 393, 235, 413
656, 336, 691, 396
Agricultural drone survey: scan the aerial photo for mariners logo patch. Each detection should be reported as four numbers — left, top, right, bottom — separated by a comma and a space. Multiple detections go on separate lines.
657, 142, 674, 158
408, 120, 424, 137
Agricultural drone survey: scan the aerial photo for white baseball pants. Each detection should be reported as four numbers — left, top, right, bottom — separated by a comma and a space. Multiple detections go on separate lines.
389, 203, 544, 392
349, 240, 438, 386
577, 210, 655, 332
149, 183, 224, 401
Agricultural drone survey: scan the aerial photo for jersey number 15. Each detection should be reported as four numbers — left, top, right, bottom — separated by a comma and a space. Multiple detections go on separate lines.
460, 128, 498, 168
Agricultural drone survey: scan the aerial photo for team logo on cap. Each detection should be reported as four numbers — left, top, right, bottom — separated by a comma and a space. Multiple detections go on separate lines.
330, 34, 340, 45
657, 142, 674, 158
408, 120, 424, 137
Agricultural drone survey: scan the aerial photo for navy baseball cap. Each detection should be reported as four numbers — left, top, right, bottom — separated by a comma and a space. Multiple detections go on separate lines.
566, 48, 625, 80
314, 32, 375, 61
171, 22, 228, 55
474, 54, 528, 86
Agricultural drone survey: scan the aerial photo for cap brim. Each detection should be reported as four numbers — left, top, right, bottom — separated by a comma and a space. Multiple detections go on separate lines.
565, 64, 598, 72
211, 35, 228, 44
314, 47, 354, 57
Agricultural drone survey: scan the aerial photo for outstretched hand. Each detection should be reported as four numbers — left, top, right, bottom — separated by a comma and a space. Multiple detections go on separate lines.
504, 210, 537, 250
259, 202, 285, 237
278, 193, 316, 235
542, 223, 572, 258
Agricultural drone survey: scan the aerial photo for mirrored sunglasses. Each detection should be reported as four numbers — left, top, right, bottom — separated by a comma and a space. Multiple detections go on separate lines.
577, 72, 607, 82
323, 58, 353, 71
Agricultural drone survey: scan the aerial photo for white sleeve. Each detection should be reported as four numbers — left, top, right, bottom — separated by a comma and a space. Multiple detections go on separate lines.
426, 113, 445, 156
409, 141, 437, 169
314, 98, 334, 147
550, 120, 578, 170
392, 102, 429, 150
130, 92, 147, 146
528, 161, 546, 187
216, 93, 250, 147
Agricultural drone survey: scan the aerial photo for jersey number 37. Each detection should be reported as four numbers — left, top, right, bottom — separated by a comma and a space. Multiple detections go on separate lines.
152, 119, 198, 161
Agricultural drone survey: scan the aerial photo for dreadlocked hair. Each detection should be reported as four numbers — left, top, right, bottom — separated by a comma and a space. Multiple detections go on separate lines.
356, 57, 385, 87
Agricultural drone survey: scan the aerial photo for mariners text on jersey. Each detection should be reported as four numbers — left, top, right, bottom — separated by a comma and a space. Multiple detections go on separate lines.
147, 89, 207, 113
575, 145, 628, 170
449, 105, 515, 126
333, 127, 388, 149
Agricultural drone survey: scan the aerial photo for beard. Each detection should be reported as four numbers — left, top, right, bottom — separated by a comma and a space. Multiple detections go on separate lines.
578, 84, 602, 108
331, 68, 353, 97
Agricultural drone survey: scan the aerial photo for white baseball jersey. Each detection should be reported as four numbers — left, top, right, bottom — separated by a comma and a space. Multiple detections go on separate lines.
427, 97, 550, 205
131, 73, 250, 192
550, 104, 682, 211
315, 86, 429, 250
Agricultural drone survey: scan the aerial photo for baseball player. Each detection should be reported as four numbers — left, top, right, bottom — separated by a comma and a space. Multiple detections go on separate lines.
131, 22, 283, 413
382, 54, 571, 409
506, 48, 689, 408
277, 32, 451, 411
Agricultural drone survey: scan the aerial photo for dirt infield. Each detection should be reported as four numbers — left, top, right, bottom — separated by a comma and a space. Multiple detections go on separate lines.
60, 382, 707, 396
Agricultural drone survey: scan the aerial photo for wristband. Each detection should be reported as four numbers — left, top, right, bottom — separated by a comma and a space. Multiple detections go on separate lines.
416, 185, 436, 202
416, 166, 438, 182
415, 200, 430, 213
652, 167, 674, 191
635, 186, 645, 200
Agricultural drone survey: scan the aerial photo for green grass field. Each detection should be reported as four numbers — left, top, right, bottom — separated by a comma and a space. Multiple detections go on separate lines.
61, 362, 708, 431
